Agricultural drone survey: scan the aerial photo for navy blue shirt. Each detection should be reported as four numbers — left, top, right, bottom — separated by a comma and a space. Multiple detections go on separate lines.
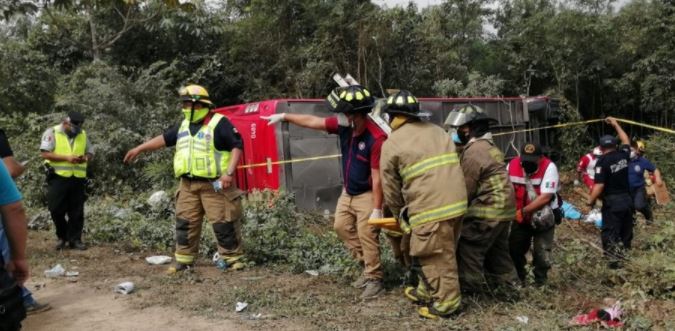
595, 145, 631, 196
325, 116, 386, 195
628, 156, 656, 189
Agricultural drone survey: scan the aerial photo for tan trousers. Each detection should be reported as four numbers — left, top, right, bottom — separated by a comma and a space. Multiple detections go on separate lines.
174, 178, 244, 265
410, 218, 462, 314
334, 191, 382, 280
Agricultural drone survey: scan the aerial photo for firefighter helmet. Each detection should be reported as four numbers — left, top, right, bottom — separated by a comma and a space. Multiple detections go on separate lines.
636, 140, 646, 153
325, 85, 374, 114
444, 104, 497, 128
179, 84, 213, 107
382, 90, 427, 118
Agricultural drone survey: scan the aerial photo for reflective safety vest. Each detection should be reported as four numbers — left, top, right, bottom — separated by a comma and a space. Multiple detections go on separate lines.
46, 125, 88, 178
173, 113, 231, 179
508, 157, 552, 210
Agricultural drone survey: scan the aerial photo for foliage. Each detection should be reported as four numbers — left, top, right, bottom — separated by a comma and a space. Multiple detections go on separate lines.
644, 132, 675, 187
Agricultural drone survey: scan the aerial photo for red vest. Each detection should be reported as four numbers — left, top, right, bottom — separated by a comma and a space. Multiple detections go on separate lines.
508, 157, 552, 210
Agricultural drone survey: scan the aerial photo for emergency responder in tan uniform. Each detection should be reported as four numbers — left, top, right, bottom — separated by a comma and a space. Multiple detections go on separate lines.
124, 85, 245, 273
380, 90, 468, 319
262, 85, 387, 300
445, 105, 519, 295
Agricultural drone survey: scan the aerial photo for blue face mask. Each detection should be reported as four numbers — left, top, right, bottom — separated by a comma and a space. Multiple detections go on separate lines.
448, 129, 462, 144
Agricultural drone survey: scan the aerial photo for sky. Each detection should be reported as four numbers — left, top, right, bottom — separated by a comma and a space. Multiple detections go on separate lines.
374, 0, 631, 10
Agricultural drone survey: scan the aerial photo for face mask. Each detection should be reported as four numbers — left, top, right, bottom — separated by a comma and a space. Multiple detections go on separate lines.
182, 107, 209, 123
522, 161, 538, 175
67, 125, 81, 138
451, 132, 462, 144
458, 130, 471, 145
630, 150, 637, 159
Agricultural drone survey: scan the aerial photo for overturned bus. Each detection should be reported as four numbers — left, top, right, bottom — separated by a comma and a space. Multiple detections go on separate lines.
215, 96, 560, 213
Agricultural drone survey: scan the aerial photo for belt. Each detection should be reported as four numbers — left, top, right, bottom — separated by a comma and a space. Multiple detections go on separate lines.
180, 175, 215, 182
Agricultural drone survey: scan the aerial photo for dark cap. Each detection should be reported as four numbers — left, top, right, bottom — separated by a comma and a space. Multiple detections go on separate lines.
599, 135, 617, 148
67, 111, 85, 125
520, 142, 542, 164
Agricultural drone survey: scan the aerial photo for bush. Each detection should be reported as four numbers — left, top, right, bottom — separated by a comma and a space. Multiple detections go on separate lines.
644, 132, 675, 187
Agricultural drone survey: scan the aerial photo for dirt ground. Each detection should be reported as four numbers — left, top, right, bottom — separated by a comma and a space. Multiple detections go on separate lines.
17, 186, 675, 331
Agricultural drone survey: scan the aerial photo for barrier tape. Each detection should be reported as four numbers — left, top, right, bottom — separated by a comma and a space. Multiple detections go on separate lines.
237, 154, 341, 169
237, 117, 674, 170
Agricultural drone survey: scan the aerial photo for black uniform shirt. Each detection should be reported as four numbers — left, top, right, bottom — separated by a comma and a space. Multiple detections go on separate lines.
0, 129, 13, 158
163, 115, 243, 151
594, 144, 631, 196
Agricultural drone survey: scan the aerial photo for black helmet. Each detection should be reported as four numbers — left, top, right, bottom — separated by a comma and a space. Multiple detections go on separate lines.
444, 104, 497, 128
382, 90, 427, 118
325, 85, 374, 114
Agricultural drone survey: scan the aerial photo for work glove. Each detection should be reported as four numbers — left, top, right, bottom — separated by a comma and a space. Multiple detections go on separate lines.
261, 113, 286, 125
370, 208, 383, 220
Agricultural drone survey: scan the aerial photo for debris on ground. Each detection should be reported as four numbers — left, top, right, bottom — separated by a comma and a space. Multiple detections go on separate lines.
515, 315, 529, 324
145, 256, 172, 265
570, 300, 623, 328
235, 302, 248, 312
44, 264, 66, 278
114, 282, 135, 295
304, 270, 319, 277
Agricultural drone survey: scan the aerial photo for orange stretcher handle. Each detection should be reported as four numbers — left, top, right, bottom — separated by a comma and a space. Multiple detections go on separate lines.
367, 218, 402, 232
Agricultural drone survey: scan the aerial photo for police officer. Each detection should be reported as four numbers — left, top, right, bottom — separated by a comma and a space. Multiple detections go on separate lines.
124, 85, 245, 273
40, 111, 93, 251
588, 117, 632, 269
445, 105, 519, 295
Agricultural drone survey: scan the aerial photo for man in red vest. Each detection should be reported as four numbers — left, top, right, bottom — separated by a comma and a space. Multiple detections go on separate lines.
576, 146, 602, 191
507, 143, 561, 285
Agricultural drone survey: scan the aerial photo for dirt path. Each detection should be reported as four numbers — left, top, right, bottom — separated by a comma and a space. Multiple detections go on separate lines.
22, 280, 247, 331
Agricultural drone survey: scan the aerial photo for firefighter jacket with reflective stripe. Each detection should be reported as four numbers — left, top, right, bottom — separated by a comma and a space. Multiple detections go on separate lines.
460, 136, 516, 221
508, 156, 552, 211
46, 125, 87, 178
381, 121, 467, 231
174, 113, 231, 179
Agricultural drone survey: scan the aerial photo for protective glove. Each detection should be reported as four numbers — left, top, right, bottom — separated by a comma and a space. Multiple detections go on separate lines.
260, 113, 286, 125
573, 179, 580, 186
370, 208, 383, 220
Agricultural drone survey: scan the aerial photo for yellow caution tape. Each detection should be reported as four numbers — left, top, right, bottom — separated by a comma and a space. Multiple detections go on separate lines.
236, 118, 673, 170
615, 118, 675, 135
492, 119, 604, 137
237, 154, 341, 169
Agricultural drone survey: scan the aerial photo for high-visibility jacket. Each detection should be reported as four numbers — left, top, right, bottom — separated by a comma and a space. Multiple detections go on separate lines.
381, 121, 467, 232
508, 156, 552, 211
460, 136, 516, 221
46, 125, 88, 178
173, 113, 231, 179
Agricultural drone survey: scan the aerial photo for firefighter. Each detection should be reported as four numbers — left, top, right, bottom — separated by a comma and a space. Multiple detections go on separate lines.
444, 105, 519, 295
380, 90, 467, 319
507, 142, 561, 285
628, 140, 663, 224
124, 85, 246, 273
576, 146, 603, 191
40, 111, 93, 251
588, 117, 633, 269
262, 85, 387, 300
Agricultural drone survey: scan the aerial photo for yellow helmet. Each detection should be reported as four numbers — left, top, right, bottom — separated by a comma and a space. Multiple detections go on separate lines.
179, 84, 213, 107
636, 140, 646, 153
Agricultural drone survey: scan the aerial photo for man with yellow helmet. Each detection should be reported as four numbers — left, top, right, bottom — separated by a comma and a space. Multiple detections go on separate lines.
262, 85, 387, 300
124, 84, 246, 273
380, 90, 467, 319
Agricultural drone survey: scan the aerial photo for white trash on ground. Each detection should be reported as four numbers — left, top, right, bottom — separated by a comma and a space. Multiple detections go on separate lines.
65, 271, 79, 277
235, 302, 248, 312
145, 256, 172, 265
44, 264, 66, 278
305, 270, 319, 277
114, 281, 135, 295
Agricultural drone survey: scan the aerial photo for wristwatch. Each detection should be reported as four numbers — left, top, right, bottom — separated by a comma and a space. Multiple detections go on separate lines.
226, 169, 234, 176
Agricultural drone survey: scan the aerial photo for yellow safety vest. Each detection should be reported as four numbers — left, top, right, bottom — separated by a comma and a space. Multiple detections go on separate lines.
46, 125, 88, 178
173, 113, 231, 179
